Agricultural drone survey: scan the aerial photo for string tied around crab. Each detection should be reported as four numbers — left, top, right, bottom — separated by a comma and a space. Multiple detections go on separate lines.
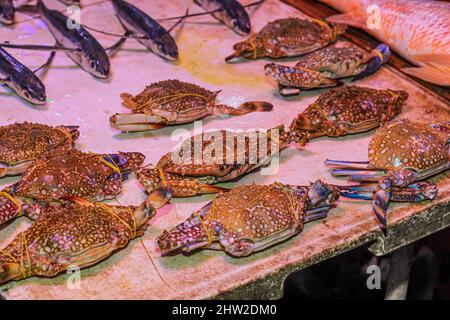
0, 190, 24, 218
1, 233, 32, 280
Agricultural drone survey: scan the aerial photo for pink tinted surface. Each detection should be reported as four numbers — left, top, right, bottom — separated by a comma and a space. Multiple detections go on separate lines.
0, 0, 449, 299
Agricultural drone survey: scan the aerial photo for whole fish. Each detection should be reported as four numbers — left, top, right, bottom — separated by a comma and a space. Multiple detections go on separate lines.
36, 0, 110, 78
111, 0, 178, 60
194, 0, 251, 35
318, 0, 450, 86
0, 46, 46, 104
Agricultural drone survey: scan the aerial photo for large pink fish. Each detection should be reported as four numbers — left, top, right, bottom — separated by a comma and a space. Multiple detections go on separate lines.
318, 0, 450, 86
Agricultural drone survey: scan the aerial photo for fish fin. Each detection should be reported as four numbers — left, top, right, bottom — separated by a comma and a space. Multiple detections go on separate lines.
402, 65, 450, 86
168, 9, 189, 33
326, 11, 367, 29
33, 51, 56, 73
106, 31, 130, 53
412, 54, 450, 66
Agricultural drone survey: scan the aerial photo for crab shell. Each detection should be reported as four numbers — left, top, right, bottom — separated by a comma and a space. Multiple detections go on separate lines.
0, 201, 155, 283
15, 149, 145, 203
136, 127, 292, 196
0, 122, 79, 176
226, 18, 346, 61
290, 86, 408, 139
157, 180, 340, 257
368, 119, 450, 173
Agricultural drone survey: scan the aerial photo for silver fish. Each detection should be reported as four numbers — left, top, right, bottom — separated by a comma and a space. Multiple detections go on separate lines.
194, 0, 251, 35
0, 46, 46, 104
111, 0, 178, 60
37, 0, 110, 78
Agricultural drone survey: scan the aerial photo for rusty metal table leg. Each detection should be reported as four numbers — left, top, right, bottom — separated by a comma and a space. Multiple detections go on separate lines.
384, 244, 414, 300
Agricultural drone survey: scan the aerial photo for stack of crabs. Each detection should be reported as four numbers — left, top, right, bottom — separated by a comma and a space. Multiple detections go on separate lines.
0, 16, 448, 288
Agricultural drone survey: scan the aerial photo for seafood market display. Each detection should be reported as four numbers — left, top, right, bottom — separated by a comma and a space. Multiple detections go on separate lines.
157, 180, 339, 257
0, 0, 449, 300
0, 122, 79, 177
320, 0, 450, 86
226, 17, 346, 61
326, 119, 450, 231
110, 79, 273, 132
265, 43, 391, 96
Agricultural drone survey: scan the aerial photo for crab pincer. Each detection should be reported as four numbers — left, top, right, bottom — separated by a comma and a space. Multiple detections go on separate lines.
157, 180, 340, 257
109, 80, 273, 132
326, 119, 449, 233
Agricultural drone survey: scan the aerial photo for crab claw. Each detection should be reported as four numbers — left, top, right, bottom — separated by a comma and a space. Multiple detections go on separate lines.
0, 259, 24, 284
109, 113, 166, 132
353, 44, 391, 81
157, 202, 213, 255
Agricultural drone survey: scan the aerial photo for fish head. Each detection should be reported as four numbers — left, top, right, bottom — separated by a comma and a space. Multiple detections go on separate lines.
227, 7, 251, 35
152, 34, 179, 61
0, 0, 15, 25
83, 51, 110, 79
10, 74, 47, 105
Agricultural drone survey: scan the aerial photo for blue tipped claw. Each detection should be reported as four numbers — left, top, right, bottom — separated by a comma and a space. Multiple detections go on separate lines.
353, 44, 391, 81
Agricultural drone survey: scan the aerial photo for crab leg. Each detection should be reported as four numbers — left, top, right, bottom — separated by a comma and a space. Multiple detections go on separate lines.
209, 101, 273, 116
337, 183, 438, 202
264, 63, 342, 97
304, 205, 332, 222
324, 159, 370, 168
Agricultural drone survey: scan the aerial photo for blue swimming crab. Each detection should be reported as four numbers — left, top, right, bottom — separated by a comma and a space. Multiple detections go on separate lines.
110, 79, 272, 132
326, 119, 449, 232
136, 126, 305, 197
225, 17, 346, 62
264, 44, 391, 96
0, 148, 145, 227
290, 86, 408, 140
0, 188, 171, 284
157, 180, 340, 257
0, 122, 79, 178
